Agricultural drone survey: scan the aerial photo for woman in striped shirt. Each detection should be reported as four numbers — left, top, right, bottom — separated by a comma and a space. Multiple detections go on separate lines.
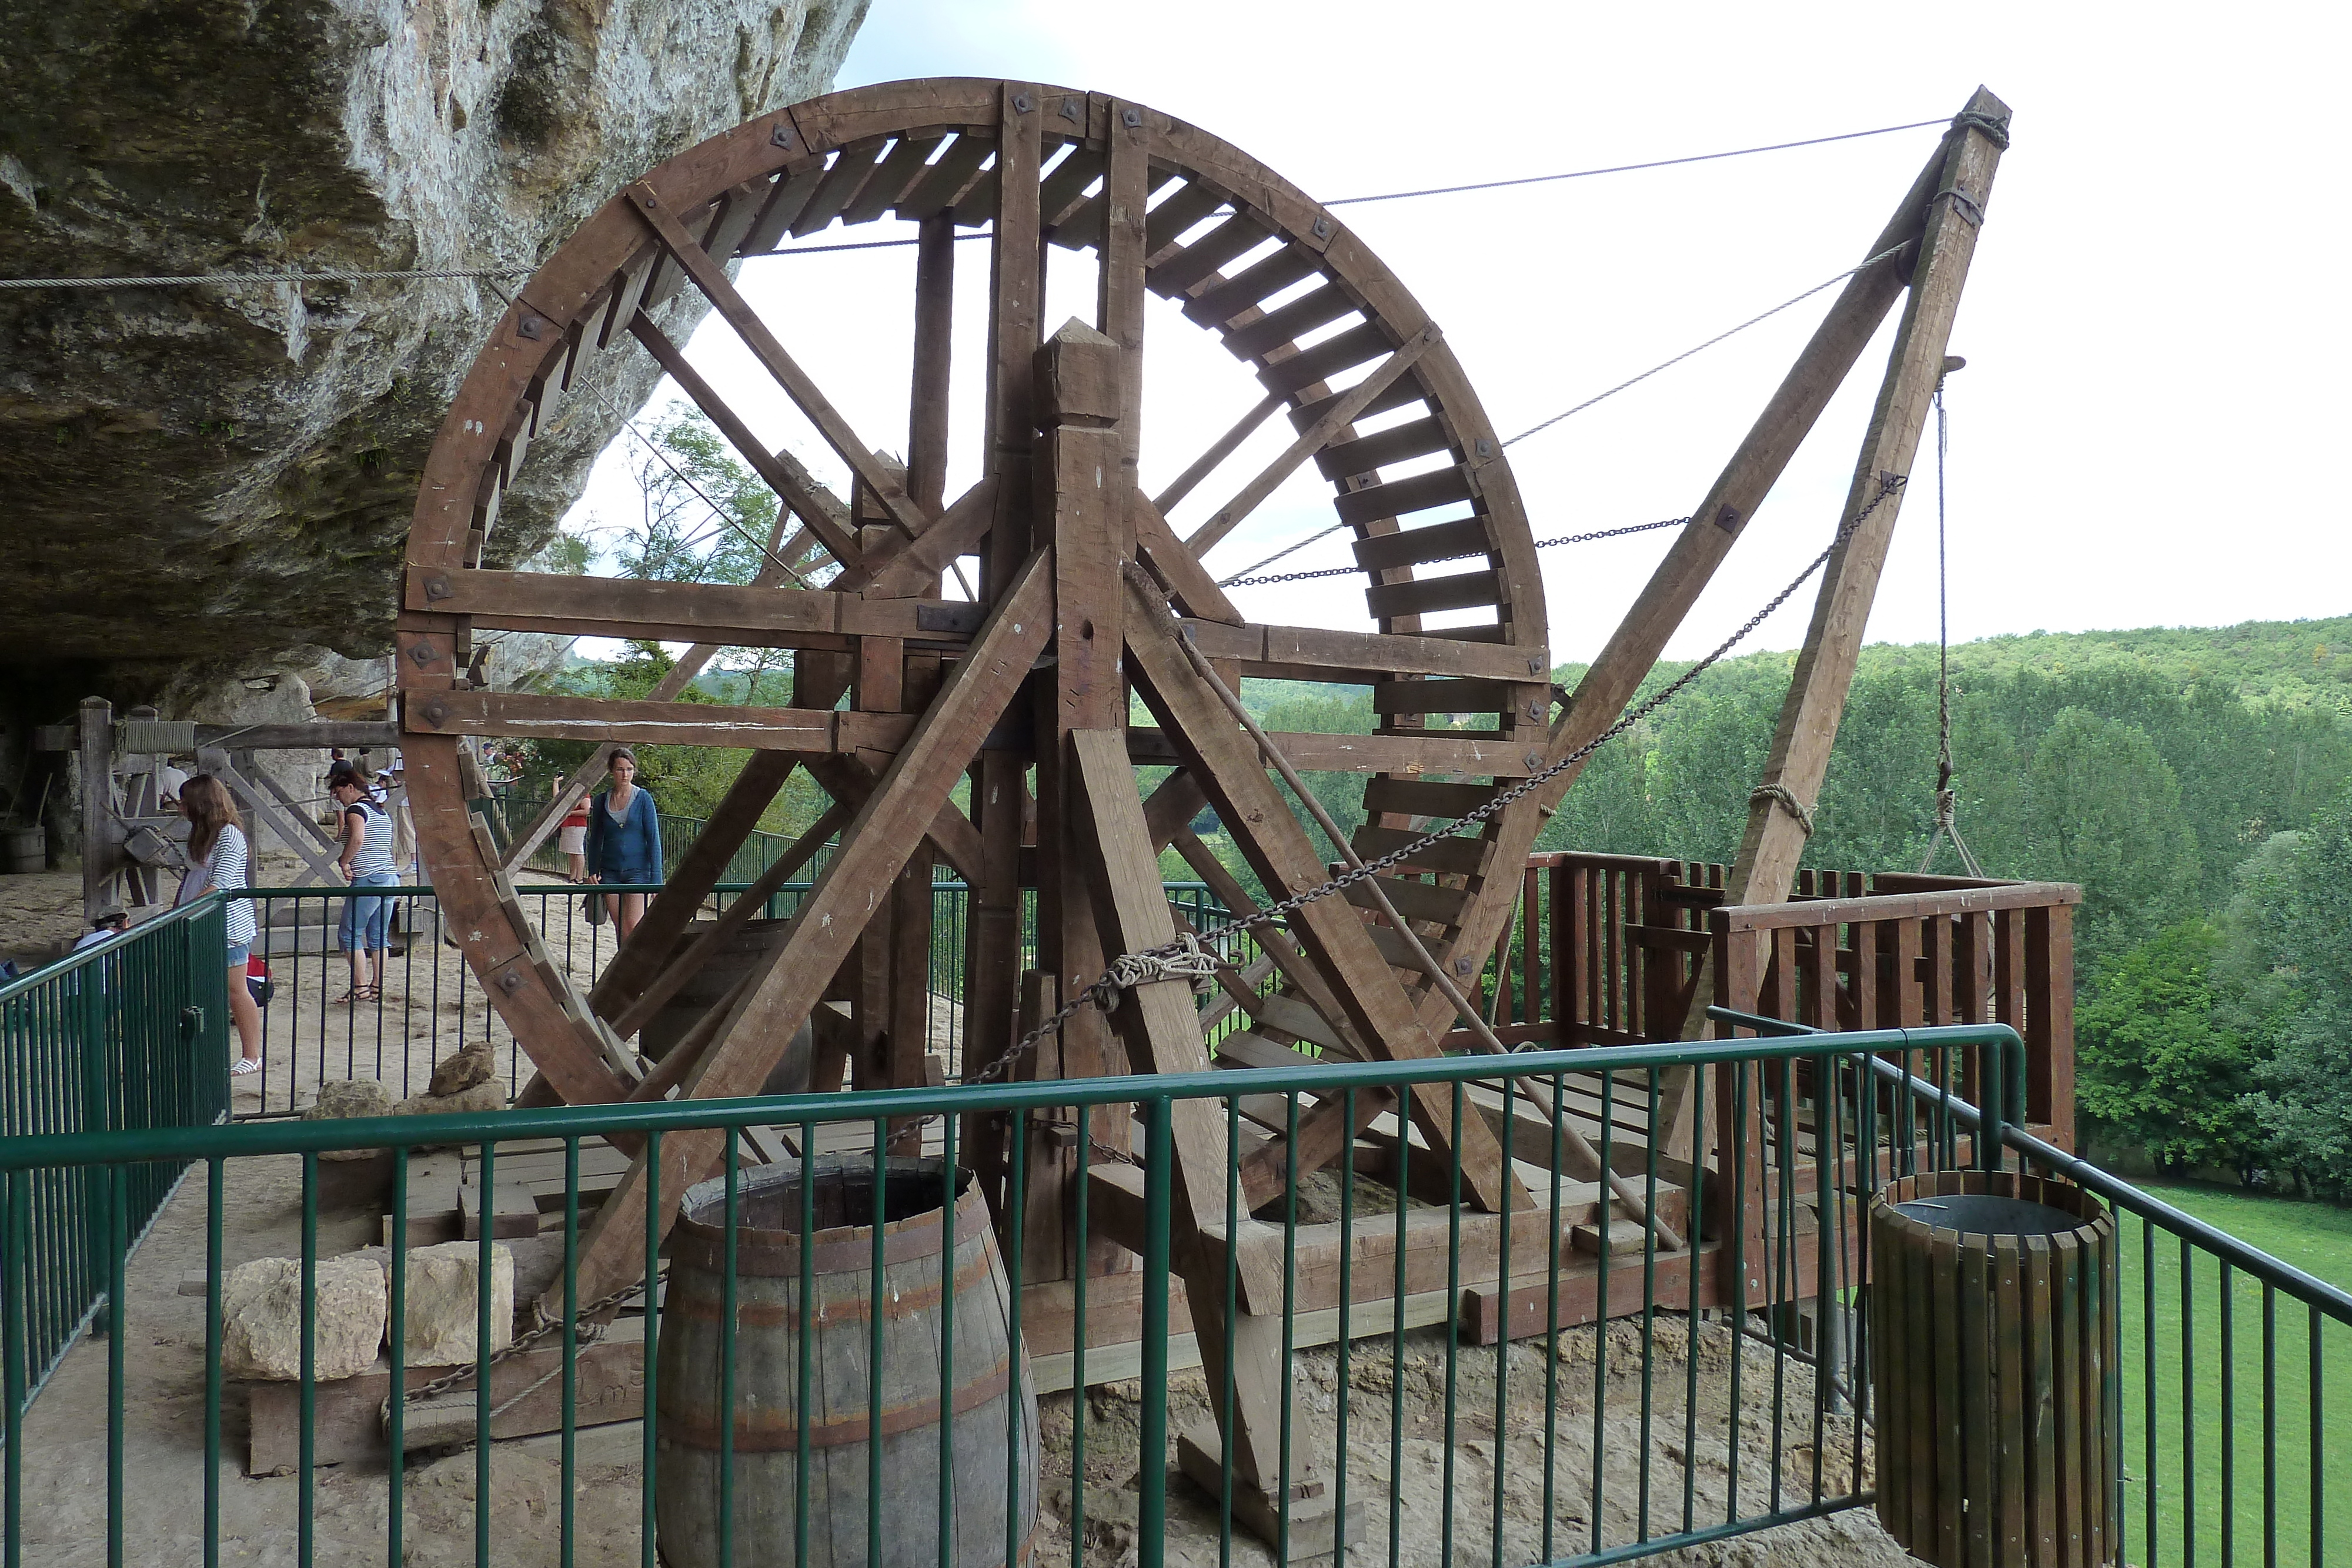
329, 764, 399, 1004
177, 774, 263, 1076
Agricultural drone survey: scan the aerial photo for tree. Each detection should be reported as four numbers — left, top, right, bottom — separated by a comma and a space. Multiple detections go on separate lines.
2227, 787, 2352, 1200
2074, 921, 2261, 1172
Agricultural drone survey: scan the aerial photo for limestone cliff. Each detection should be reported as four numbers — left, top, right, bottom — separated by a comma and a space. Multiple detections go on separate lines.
0, 0, 868, 675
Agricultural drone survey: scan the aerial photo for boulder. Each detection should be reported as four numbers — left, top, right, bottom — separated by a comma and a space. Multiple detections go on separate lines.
220, 1254, 386, 1381
395, 1078, 507, 1118
428, 1040, 495, 1098
302, 1077, 395, 1161
400, 1241, 514, 1368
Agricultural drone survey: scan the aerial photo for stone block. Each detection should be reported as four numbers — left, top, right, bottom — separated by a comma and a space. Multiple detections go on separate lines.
401, 1241, 515, 1368
221, 1255, 387, 1382
429, 1040, 495, 1097
303, 1078, 395, 1161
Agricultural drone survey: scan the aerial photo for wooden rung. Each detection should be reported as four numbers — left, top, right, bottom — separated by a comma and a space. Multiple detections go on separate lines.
1224, 285, 1355, 360
840, 133, 946, 226
1184, 243, 1318, 327
790, 139, 891, 237
1342, 874, 1470, 928
1258, 322, 1392, 399
1055, 166, 1179, 252
947, 162, 1003, 228
893, 133, 993, 221
1362, 775, 1502, 820
1147, 213, 1275, 297
1289, 373, 1427, 434
1352, 824, 1490, 878
594, 243, 662, 350
1036, 145, 1105, 229
742, 161, 830, 252
1214, 1029, 1317, 1072
1246, 993, 1346, 1052
1365, 567, 1505, 621
1319, 417, 1454, 485
1371, 678, 1511, 715
1142, 181, 1229, 260
1335, 466, 1477, 528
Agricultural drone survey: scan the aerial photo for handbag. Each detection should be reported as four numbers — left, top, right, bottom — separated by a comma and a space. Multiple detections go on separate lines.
584, 889, 606, 927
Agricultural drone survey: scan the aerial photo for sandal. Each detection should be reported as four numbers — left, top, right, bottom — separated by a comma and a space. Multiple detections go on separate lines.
333, 989, 363, 1005
229, 1057, 262, 1077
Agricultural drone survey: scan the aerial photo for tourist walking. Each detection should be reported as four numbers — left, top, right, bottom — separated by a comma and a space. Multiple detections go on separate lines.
557, 779, 592, 882
583, 748, 662, 939
176, 774, 264, 1076
329, 763, 399, 1004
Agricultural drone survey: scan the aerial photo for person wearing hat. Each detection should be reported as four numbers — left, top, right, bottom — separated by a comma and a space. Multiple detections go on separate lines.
72, 904, 129, 953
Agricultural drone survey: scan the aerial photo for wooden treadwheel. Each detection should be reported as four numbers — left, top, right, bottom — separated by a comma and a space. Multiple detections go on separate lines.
399, 76, 1563, 1282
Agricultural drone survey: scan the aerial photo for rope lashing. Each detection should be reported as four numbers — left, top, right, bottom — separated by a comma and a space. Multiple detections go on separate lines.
1091, 933, 1220, 1008
1749, 783, 1816, 837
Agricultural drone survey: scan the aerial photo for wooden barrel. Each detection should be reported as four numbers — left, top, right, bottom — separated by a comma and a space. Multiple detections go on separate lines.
1870, 1169, 2117, 1567
1, 827, 44, 875
641, 918, 811, 1096
655, 1155, 1038, 1568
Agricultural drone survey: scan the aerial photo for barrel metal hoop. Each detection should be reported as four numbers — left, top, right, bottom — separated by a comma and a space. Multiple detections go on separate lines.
662, 1245, 997, 1330
660, 1353, 1014, 1452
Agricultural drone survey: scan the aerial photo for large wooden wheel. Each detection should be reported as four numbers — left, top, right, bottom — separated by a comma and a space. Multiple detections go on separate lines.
400, 77, 1558, 1309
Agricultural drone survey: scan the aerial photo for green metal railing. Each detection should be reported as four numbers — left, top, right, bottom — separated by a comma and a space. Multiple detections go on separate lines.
227, 881, 1246, 1116
0, 897, 230, 1416
1721, 1008, 2352, 1567
4, 1024, 2046, 1567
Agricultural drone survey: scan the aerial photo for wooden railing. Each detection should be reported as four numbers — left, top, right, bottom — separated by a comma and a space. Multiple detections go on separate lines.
1461, 852, 2083, 1148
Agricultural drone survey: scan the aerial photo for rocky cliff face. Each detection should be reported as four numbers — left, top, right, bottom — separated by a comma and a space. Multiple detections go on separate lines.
0, 0, 868, 679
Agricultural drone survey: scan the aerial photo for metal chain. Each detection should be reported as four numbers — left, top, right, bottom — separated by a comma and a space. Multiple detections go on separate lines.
888, 473, 1909, 1144
388, 1278, 646, 1422
1219, 515, 1690, 589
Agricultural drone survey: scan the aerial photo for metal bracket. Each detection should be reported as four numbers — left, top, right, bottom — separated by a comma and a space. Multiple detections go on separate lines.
1933, 187, 1987, 228
406, 639, 438, 668
770, 122, 796, 151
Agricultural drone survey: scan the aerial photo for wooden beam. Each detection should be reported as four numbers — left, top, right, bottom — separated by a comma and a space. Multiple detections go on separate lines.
1125, 726, 1534, 778
557, 552, 1053, 1313
1121, 568, 1528, 1215
404, 690, 911, 753
1150, 392, 1281, 517
404, 567, 984, 648
1182, 617, 1551, 684
1720, 93, 2010, 914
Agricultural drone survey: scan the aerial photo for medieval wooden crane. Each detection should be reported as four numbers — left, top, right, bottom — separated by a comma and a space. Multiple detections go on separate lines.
394, 77, 2009, 1550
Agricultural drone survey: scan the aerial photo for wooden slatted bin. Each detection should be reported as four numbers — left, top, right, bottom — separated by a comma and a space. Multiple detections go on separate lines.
656, 1155, 1039, 1568
1870, 1170, 2117, 1567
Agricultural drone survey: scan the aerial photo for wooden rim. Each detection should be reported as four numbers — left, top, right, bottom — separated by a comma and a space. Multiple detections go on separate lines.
396, 80, 1556, 1218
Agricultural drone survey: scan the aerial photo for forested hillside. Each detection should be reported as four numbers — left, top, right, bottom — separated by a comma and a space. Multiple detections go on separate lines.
1243, 617, 2352, 1197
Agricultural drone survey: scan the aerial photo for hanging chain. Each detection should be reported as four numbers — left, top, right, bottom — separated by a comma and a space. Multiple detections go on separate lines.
1220, 515, 1690, 589
388, 1278, 646, 1423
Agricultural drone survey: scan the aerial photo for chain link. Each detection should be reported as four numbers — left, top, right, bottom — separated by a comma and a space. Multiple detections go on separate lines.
1220, 515, 1690, 589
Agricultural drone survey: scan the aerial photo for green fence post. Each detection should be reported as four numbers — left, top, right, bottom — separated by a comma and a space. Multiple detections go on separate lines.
78, 948, 111, 1332
1138, 1095, 1173, 1568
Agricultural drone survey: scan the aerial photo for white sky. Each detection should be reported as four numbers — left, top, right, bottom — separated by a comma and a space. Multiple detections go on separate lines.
560, 0, 2350, 667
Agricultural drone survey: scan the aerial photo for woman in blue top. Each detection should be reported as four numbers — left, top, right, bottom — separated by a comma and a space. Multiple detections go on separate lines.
584, 747, 662, 938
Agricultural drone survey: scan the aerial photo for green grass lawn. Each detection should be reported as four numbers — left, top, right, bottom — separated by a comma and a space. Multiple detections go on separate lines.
2116, 1181, 2352, 1567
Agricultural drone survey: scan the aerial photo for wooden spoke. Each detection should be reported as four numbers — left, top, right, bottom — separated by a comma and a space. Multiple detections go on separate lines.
1182, 323, 1441, 556
1151, 392, 1282, 517
625, 179, 928, 540
626, 310, 863, 567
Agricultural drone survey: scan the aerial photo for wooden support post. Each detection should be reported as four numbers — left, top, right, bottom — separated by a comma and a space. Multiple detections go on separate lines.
557, 556, 1054, 1313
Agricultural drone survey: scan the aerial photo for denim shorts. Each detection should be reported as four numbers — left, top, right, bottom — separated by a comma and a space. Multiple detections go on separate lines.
602, 865, 658, 887
225, 942, 250, 971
